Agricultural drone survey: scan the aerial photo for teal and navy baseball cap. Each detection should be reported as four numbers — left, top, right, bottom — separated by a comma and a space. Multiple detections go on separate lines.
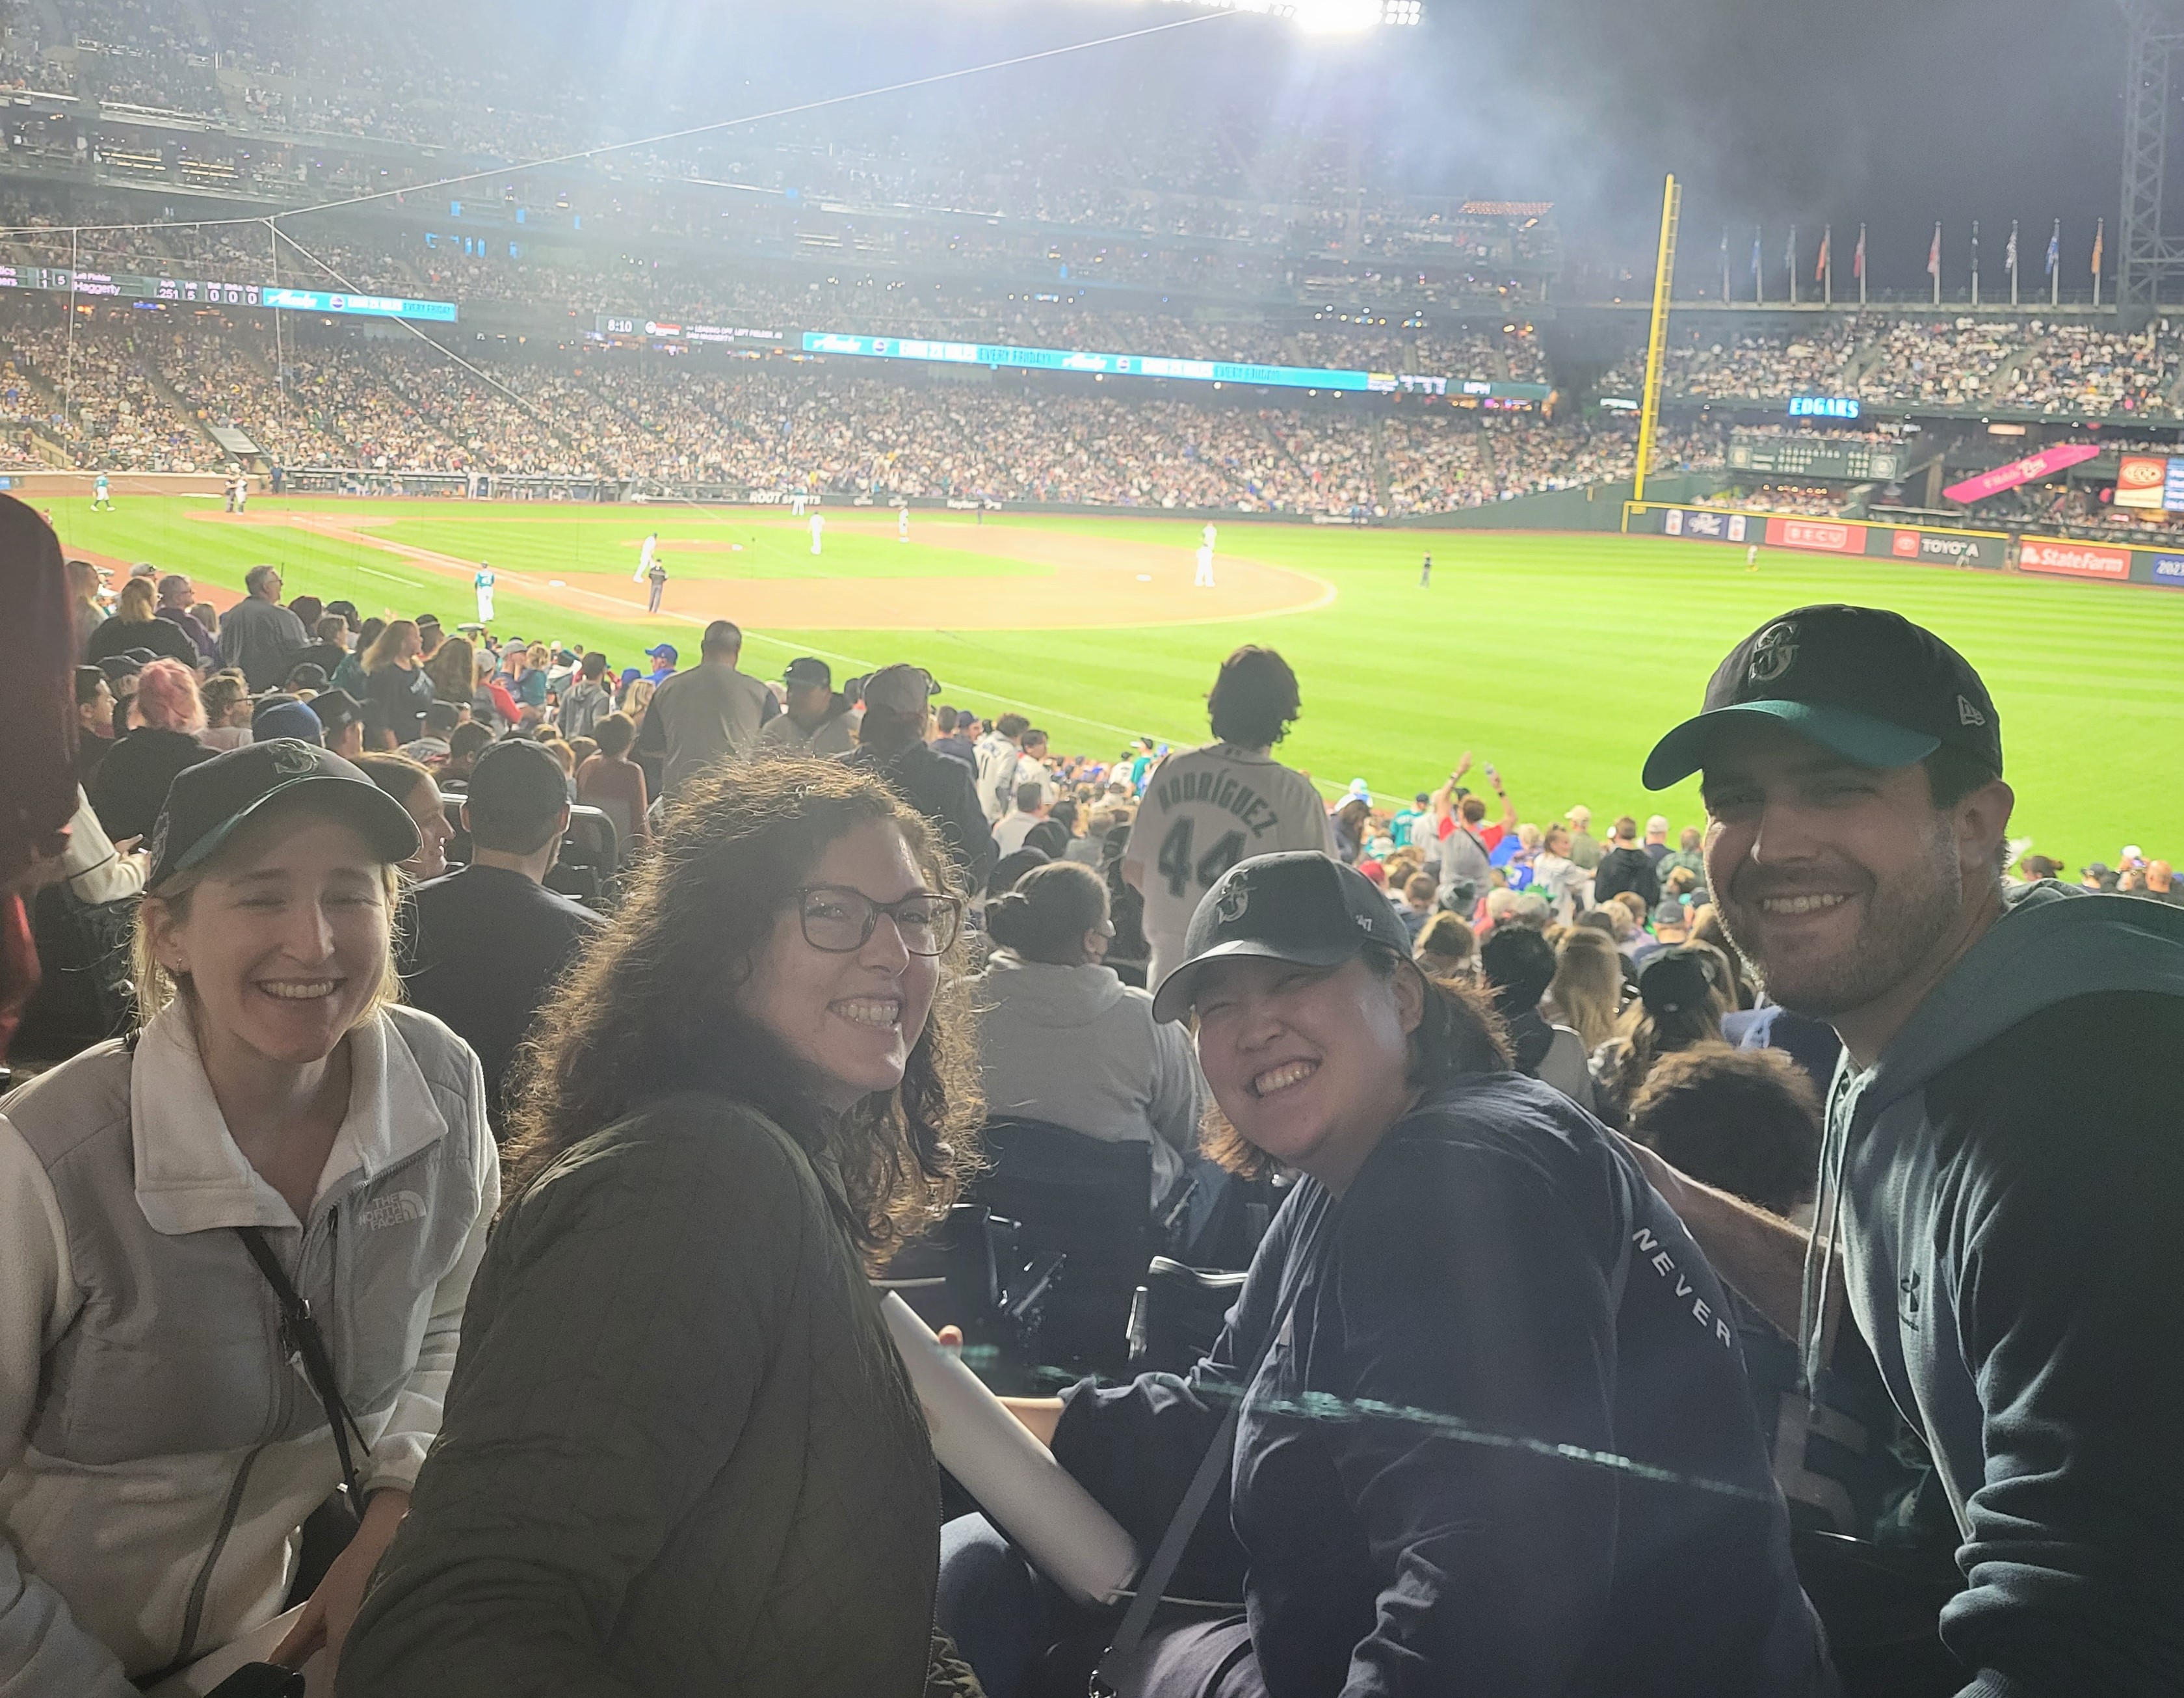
1643, 605, 2001, 791
1152, 851, 1412, 1023
147, 739, 421, 892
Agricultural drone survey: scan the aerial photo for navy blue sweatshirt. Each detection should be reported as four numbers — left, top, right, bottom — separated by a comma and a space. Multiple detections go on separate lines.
1817, 884, 2184, 1696
1054, 1072, 1829, 1698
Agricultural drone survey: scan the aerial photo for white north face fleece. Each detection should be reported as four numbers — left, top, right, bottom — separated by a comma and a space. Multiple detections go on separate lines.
0, 1000, 497, 1693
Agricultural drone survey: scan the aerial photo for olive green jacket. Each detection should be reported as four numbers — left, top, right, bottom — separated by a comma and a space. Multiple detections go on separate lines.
341, 1093, 955, 1698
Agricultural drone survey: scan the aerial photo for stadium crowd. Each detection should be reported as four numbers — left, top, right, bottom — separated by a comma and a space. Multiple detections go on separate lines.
5, 509, 2179, 1698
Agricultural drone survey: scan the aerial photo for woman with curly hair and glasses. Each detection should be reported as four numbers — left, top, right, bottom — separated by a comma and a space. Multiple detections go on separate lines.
341, 758, 987, 1698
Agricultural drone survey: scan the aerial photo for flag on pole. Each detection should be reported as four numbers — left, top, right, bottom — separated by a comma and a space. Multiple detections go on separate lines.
2045, 220, 2060, 276
1750, 229, 1763, 280
2006, 222, 2018, 277
1815, 226, 1830, 282
1927, 223, 1941, 278
2092, 217, 2104, 276
1853, 227, 1866, 278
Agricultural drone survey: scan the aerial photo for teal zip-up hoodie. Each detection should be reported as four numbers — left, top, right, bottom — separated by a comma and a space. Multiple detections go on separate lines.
1804, 883, 2184, 1696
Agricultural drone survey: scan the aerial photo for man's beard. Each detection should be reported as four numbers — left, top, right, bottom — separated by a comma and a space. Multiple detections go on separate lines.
1715, 827, 1964, 1022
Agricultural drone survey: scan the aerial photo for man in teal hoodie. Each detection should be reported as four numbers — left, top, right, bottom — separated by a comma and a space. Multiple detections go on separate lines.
1633, 604, 2183, 1697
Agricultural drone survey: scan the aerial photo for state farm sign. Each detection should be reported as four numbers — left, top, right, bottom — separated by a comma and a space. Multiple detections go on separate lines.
2018, 538, 2131, 580
1765, 516, 1867, 555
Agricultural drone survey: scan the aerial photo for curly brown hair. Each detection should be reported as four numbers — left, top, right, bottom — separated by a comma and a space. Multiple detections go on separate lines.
501, 757, 984, 1258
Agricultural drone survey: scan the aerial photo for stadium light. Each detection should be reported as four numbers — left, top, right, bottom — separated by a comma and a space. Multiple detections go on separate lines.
1160, 0, 1422, 31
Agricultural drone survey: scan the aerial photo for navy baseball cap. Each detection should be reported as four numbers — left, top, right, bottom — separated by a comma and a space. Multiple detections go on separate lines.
1644, 605, 2001, 791
251, 696, 322, 745
784, 657, 832, 689
148, 739, 421, 892
1153, 851, 1412, 1023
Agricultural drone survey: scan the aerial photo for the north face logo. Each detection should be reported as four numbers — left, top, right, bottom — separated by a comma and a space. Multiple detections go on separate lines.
1957, 695, 1986, 727
1747, 622, 1798, 686
356, 1191, 427, 1230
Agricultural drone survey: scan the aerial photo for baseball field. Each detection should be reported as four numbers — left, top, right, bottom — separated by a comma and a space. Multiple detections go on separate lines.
46, 493, 2184, 870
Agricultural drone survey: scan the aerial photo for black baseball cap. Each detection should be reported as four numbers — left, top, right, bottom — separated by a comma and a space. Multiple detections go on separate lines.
784, 656, 832, 689
309, 687, 364, 740
1152, 851, 1413, 1023
1644, 605, 2001, 791
148, 739, 421, 892
1637, 947, 1717, 1016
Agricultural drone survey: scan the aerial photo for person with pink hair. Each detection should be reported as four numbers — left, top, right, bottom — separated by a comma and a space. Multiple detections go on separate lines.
87, 658, 214, 842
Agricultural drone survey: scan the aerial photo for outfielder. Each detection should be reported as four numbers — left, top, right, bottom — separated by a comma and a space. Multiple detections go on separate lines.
809, 511, 826, 556
474, 561, 495, 624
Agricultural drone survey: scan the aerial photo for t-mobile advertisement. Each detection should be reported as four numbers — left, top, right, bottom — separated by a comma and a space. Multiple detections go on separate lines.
1940, 443, 2099, 505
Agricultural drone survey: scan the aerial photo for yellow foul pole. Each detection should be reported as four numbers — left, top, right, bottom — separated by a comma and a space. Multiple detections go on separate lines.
1632, 172, 1682, 507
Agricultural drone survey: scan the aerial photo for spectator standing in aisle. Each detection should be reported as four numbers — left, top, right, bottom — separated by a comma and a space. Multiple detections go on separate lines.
217, 564, 308, 689
363, 619, 435, 750
1631, 604, 2184, 1695
847, 664, 995, 891
1124, 645, 1335, 990
1591, 814, 1663, 910
401, 740, 603, 1133
755, 657, 858, 758
635, 620, 778, 797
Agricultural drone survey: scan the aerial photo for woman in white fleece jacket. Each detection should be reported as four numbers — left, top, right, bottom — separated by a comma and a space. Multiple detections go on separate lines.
0, 741, 497, 1693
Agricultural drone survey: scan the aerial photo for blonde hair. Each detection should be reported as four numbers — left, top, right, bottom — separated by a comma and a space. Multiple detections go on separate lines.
362, 618, 419, 672
132, 803, 406, 1027
1549, 927, 1624, 1051
115, 576, 157, 622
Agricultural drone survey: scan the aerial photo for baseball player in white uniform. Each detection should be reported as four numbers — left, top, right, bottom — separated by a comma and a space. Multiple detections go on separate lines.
635, 530, 658, 584
474, 562, 496, 624
899, 505, 910, 544
809, 511, 826, 556
1194, 544, 1215, 587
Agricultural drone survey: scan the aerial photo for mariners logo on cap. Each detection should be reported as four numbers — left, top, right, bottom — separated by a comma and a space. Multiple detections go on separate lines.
1748, 622, 1798, 686
268, 739, 319, 776
1215, 882, 1251, 924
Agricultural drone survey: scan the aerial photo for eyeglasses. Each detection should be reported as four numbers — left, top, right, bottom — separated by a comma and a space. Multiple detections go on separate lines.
794, 886, 962, 957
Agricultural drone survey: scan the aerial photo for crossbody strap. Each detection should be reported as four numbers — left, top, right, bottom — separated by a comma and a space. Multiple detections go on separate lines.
235, 1225, 369, 1504
1106, 1271, 1306, 1663
1112, 1159, 1640, 1668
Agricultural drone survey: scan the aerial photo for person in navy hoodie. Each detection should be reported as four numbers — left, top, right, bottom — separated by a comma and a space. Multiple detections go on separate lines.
937, 852, 1831, 1698
1633, 605, 2184, 1697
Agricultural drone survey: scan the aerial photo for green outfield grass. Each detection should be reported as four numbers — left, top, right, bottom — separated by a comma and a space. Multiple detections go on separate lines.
47, 495, 2184, 869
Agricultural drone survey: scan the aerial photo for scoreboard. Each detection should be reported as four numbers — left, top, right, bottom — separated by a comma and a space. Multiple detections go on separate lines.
1728, 432, 1902, 483
0, 266, 458, 322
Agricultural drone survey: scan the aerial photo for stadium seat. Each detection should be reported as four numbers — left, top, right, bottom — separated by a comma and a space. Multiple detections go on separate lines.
968, 1118, 1155, 1378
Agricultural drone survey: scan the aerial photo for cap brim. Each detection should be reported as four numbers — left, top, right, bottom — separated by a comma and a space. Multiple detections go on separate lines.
1642, 701, 1940, 791
168, 775, 423, 885
1151, 936, 1364, 1024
